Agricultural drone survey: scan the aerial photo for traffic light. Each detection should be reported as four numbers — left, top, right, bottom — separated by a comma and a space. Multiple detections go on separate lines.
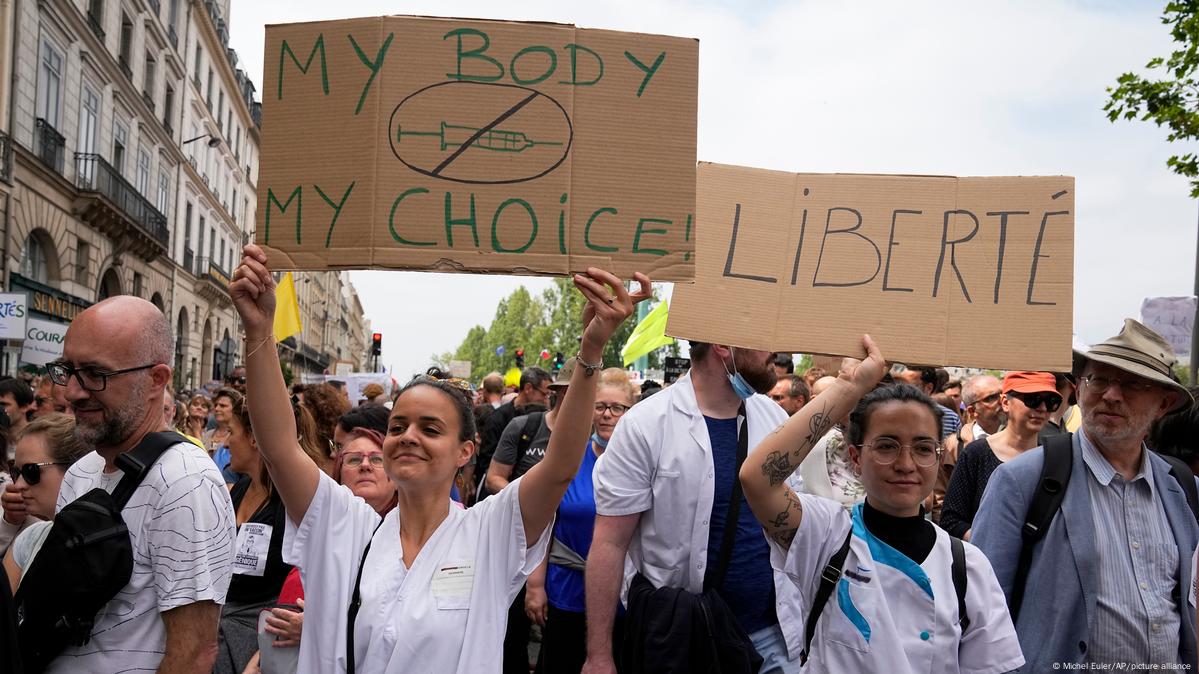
515, 348, 525, 369
371, 332, 382, 356
553, 352, 565, 372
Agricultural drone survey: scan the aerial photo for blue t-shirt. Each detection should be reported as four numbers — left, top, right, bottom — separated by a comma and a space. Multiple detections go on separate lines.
212, 444, 241, 484
704, 415, 777, 634
546, 441, 600, 613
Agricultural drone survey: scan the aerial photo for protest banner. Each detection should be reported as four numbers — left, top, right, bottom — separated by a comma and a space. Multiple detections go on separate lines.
0, 293, 28, 341
20, 318, 66, 366
257, 15, 697, 281
668, 163, 1075, 371
1140, 296, 1195, 360
663, 356, 690, 383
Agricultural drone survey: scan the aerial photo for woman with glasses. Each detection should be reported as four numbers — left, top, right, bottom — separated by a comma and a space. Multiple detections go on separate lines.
229, 244, 649, 673
525, 368, 637, 673
739, 337, 1022, 674
1, 414, 89, 588
940, 372, 1061, 541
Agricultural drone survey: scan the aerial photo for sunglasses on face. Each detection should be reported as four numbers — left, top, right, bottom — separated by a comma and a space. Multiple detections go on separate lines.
974, 392, 1001, 406
1006, 390, 1063, 412
10, 461, 70, 485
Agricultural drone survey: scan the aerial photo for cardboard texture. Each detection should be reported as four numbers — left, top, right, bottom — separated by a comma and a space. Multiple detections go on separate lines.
256, 15, 697, 280
668, 163, 1075, 371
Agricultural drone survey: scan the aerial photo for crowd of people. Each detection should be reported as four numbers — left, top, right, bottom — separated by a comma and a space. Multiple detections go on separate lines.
0, 243, 1196, 673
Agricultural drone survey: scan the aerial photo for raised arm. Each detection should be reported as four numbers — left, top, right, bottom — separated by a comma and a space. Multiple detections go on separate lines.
739, 335, 886, 547
518, 269, 651, 543
229, 245, 321, 525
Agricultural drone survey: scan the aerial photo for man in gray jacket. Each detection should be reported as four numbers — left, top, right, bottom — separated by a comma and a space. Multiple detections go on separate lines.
974, 319, 1198, 671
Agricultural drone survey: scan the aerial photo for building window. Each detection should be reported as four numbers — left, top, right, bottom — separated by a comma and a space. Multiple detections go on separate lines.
113, 119, 128, 175
136, 145, 150, 195
118, 13, 133, 72
184, 202, 193, 248
143, 51, 156, 101
133, 272, 143, 297
157, 167, 170, 214
19, 234, 49, 284
206, 68, 214, 107
217, 91, 224, 133
197, 216, 206, 271
75, 239, 90, 285
37, 39, 63, 127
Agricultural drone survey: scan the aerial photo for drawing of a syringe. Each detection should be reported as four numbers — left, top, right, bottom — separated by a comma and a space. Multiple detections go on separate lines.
396, 122, 563, 153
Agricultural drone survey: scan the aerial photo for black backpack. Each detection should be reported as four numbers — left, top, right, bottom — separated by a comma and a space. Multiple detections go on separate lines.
1009, 433, 1199, 622
14, 431, 185, 673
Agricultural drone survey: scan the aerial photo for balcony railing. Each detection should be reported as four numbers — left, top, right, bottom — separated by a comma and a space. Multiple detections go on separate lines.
0, 130, 10, 183
183, 247, 194, 271
74, 153, 170, 248
87, 12, 105, 40
34, 118, 65, 175
142, 91, 155, 112
197, 256, 230, 290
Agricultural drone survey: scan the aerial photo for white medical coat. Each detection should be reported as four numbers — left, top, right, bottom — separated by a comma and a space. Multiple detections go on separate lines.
771, 496, 1024, 674
283, 472, 551, 673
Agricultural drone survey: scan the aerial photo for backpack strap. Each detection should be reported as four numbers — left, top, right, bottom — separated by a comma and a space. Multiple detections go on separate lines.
111, 432, 188, 509
800, 528, 853, 665
346, 519, 385, 674
514, 412, 546, 467
1155, 452, 1199, 522
950, 536, 970, 633
1011, 433, 1073, 623
704, 402, 748, 593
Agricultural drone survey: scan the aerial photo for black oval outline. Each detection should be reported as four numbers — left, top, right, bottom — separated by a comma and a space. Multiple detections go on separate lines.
388, 81, 574, 185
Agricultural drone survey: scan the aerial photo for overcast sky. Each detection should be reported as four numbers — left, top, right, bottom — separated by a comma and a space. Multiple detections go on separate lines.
230, 0, 1194, 379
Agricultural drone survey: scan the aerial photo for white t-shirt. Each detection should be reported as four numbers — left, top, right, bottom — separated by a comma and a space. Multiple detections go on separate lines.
771, 496, 1023, 674
47, 443, 236, 673
284, 471, 550, 673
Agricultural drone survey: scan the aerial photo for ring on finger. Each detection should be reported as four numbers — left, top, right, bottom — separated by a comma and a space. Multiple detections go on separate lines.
606, 295, 616, 304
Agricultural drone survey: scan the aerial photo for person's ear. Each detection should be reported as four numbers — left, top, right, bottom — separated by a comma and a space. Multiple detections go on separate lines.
458, 439, 476, 469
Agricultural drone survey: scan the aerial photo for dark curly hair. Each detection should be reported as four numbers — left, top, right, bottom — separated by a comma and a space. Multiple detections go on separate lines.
846, 383, 945, 446
302, 383, 351, 457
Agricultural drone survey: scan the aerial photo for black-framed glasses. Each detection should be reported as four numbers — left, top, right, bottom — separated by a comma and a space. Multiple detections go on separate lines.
595, 402, 630, 416
10, 461, 70, 485
861, 439, 941, 468
46, 361, 159, 392
1006, 390, 1063, 412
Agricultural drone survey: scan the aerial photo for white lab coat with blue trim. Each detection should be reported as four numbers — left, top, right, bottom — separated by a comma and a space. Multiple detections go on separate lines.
770, 496, 1024, 674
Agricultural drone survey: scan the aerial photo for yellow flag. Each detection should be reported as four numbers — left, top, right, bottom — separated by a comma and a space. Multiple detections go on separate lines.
273, 272, 303, 342
504, 367, 522, 387
622, 300, 675, 366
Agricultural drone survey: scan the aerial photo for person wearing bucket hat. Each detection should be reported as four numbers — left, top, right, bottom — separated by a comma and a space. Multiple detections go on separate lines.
974, 319, 1199, 671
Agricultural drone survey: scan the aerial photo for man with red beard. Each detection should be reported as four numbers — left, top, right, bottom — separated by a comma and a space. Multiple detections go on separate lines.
974, 319, 1199, 671
584, 342, 805, 673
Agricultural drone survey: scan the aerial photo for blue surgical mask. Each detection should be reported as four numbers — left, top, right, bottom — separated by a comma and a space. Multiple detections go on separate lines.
591, 432, 608, 449
722, 349, 757, 401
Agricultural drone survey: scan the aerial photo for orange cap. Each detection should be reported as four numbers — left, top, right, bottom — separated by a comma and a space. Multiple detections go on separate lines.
1002, 371, 1057, 394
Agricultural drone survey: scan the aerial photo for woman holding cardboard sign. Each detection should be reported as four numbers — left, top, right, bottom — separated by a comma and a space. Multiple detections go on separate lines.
739, 338, 1023, 674
229, 243, 650, 673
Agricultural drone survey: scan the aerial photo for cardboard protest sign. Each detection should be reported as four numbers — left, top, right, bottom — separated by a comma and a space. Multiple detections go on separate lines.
1140, 296, 1196, 360
257, 15, 697, 280
668, 163, 1074, 371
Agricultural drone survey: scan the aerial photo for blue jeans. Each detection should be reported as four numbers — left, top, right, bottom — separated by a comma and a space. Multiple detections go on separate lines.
748, 623, 800, 674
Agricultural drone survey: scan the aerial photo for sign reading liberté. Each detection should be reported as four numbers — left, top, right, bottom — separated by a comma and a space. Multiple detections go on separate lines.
668, 163, 1075, 372
256, 15, 698, 281
0, 293, 28, 341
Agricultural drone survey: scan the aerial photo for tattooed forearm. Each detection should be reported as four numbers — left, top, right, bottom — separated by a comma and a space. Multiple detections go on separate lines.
768, 491, 802, 547
761, 450, 792, 486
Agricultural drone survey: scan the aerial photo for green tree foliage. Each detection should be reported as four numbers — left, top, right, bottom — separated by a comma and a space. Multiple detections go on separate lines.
444, 279, 665, 382
1105, 1, 1199, 196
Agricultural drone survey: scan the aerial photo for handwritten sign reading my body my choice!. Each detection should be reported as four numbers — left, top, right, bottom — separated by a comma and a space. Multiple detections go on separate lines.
667, 163, 1075, 372
256, 16, 698, 280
